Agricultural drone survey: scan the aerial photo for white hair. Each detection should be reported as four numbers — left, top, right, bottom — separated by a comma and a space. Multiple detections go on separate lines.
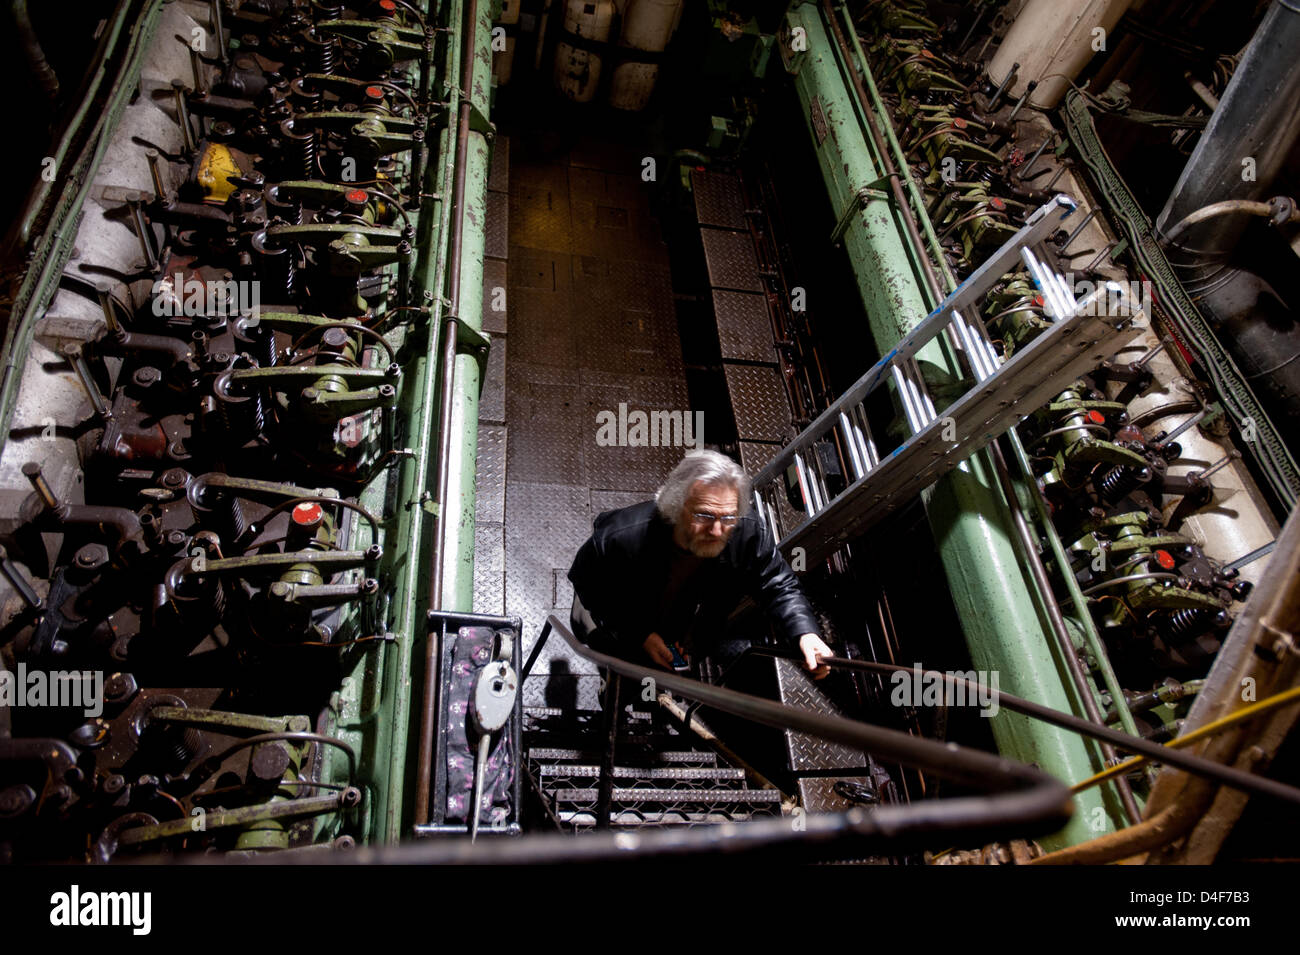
654, 450, 752, 523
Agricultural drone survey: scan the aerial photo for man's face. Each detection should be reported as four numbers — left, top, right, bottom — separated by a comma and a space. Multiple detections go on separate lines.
674, 481, 740, 558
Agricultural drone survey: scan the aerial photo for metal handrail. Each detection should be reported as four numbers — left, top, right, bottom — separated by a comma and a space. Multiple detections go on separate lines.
531, 615, 1051, 791
532, 614, 1071, 802
179, 615, 1071, 863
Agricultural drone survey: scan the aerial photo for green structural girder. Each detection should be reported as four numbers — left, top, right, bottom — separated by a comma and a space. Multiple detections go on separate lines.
376, 0, 495, 843
786, 1, 1123, 848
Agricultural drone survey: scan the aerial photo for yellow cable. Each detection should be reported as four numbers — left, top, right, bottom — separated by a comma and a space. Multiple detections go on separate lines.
1070, 685, 1300, 795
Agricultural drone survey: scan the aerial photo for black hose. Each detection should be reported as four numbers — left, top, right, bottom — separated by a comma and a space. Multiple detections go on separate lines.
11, 0, 59, 103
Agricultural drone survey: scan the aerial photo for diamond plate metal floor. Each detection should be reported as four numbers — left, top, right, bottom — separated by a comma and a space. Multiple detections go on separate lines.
488, 133, 689, 704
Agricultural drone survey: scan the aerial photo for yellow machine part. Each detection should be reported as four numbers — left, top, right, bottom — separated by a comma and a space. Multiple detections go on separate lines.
198, 143, 241, 204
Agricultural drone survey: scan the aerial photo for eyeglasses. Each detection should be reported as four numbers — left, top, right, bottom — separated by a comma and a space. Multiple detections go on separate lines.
691, 512, 738, 527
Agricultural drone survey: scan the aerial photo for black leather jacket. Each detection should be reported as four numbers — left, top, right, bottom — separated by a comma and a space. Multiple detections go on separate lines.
567, 501, 820, 650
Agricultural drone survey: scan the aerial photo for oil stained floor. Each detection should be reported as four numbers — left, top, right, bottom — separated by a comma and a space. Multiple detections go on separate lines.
472, 132, 690, 711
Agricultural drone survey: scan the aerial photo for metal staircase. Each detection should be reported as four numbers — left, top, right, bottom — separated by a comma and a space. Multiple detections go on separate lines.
750, 194, 1143, 566
518, 197, 1142, 835
524, 707, 783, 829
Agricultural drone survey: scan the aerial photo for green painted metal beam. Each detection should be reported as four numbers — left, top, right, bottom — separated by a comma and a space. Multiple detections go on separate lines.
435, 0, 495, 612
785, 0, 1118, 849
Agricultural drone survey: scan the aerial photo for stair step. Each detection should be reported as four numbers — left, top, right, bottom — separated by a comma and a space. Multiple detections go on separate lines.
562, 808, 779, 827
537, 764, 745, 785
552, 788, 782, 806
528, 747, 718, 766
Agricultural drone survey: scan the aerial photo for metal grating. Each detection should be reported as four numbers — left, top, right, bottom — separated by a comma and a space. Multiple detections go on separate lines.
692, 168, 748, 230
724, 363, 792, 442
713, 289, 777, 364
700, 227, 763, 292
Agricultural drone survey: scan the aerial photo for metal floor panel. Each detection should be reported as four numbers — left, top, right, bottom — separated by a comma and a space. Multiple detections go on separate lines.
488, 133, 509, 193
797, 776, 874, 814
579, 368, 690, 408
503, 482, 591, 585
504, 379, 585, 485
475, 424, 506, 523
473, 521, 505, 617
581, 379, 697, 493
508, 162, 571, 253
586, 440, 686, 493
567, 135, 635, 172
692, 168, 748, 230
485, 190, 509, 259
571, 256, 673, 307
480, 338, 506, 425
724, 363, 792, 442
509, 247, 570, 292
700, 227, 764, 293
713, 289, 778, 364
775, 658, 872, 772
498, 136, 693, 695
523, 673, 604, 711
590, 489, 650, 514
511, 287, 577, 367
575, 305, 683, 377
482, 256, 508, 335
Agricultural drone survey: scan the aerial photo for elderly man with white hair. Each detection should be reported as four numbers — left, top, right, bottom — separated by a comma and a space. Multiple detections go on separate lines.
568, 449, 832, 678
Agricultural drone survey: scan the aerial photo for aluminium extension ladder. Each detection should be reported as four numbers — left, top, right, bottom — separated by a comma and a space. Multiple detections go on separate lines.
751, 194, 1142, 566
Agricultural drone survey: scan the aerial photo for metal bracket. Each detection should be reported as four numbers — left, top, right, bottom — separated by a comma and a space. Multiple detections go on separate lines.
455, 321, 489, 352
831, 183, 891, 245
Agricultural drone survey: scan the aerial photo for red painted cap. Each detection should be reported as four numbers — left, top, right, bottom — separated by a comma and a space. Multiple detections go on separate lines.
1154, 549, 1175, 570
1086, 410, 1105, 425
292, 502, 324, 526
952, 117, 967, 129
990, 196, 1006, 211
346, 188, 368, 204
379, 0, 397, 10
365, 85, 384, 99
